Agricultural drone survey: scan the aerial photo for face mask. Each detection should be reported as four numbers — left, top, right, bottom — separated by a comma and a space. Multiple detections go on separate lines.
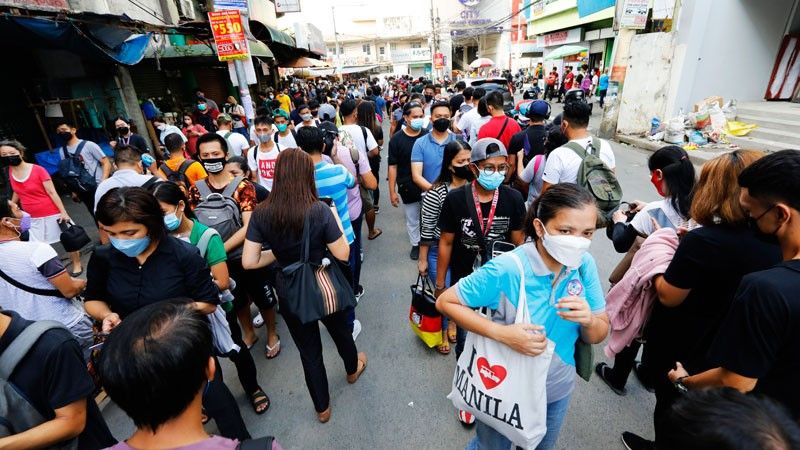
432, 118, 450, 132
202, 157, 227, 174
409, 118, 425, 131
424, 94, 433, 103
164, 206, 182, 231
269, 94, 274, 99
276, 123, 288, 133
302, 113, 313, 122
57, 131, 72, 142
650, 171, 666, 197
2, 155, 22, 167
110, 235, 151, 258
537, 220, 591, 267
117, 127, 129, 135
156, 124, 167, 131
476, 169, 504, 191
257, 133, 272, 144
14, 211, 31, 234
452, 164, 474, 181
197, 103, 208, 111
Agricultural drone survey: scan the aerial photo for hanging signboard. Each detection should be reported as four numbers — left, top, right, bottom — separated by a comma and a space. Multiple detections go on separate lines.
275, 0, 300, 13
434, 52, 444, 69
208, 10, 249, 61
619, 0, 648, 29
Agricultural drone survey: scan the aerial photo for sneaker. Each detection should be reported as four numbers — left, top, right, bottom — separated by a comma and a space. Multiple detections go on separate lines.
252, 313, 264, 328
633, 362, 655, 393
355, 285, 365, 303
374, 206, 380, 214
621, 432, 654, 450
457, 409, 476, 426
410, 245, 420, 260
352, 319, 362, 341
595, 362, 626, 396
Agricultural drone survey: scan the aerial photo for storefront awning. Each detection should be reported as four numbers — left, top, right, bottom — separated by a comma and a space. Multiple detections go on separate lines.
340, 65, 378, 74
544, 45, 588, 60
145, 39, 273, 59
263, 25, 295, 47
280, 56, 329, 68
0, 16, 151, 65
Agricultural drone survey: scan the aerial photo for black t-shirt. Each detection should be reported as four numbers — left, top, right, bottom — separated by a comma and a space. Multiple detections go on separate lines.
0, 311, 116, 449
246, 201, 342, 268
708, 260, 800, 419
449, 93, 465, 115
438, 184, 526, 282
84, 237, 219, 318
508, 124, 546, 167
645, 225, 782, 382
388, 128, 428, 184
253, 182, 269, 203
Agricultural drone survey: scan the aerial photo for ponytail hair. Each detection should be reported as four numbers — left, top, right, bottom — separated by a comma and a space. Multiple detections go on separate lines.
525, 183, 596, 240
648, 145, 696, 219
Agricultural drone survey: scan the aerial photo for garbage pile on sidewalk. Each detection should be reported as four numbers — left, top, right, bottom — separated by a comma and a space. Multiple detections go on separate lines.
646, 96, 758, 151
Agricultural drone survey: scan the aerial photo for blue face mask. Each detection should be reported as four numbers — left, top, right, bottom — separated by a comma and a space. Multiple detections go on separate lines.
164, 212, 181, 231
477, 170, 505, 191
110, 236, 151, 258
409, 118, 425, 131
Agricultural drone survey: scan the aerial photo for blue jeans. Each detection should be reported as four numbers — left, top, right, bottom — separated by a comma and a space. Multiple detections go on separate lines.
427, 243, 450, 329
465, 394, 572, 450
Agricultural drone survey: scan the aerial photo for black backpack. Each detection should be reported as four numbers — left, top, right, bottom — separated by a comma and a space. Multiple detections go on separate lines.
58, 141, 98, 193
236, 436, 277, 450
159, 160, 193, 190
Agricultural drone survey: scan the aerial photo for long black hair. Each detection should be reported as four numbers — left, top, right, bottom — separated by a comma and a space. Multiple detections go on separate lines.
151, 181, 196, 220
648, 145, 695, 219
434, 140, 471, 186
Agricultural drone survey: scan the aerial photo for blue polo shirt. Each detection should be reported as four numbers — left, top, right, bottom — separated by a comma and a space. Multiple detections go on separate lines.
455, 243, 605, 402
314, 161, 356, 244
410, 131, 455, 184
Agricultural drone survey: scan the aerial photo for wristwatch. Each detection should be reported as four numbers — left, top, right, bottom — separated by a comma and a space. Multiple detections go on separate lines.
674, 376, 689, 394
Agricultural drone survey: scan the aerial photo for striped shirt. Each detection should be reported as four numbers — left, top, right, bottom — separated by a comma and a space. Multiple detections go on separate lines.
314, 161, 356, 244
420, 183, 450, 244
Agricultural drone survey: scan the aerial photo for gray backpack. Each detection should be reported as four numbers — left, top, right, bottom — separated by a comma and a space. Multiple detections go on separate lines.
0, 320, 77, 449
194, 176, 244, 259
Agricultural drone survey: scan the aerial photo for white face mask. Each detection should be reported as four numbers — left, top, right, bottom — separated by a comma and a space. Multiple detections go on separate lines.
537, 220, 591, 267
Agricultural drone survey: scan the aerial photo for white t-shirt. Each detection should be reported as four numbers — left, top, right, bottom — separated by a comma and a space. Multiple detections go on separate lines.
274, 130, 298, 149
542, 136, 616, 185
630, 199, 689, 236
0, 241, 85, 329
295, 120, 319, 129
60, 140, 107, 183
339, 124, 378, 154
469, 116, 492, 147
247, 142, 284, 191
217, 130, 250, 157
519, 154, 547, 206
457, 106, 480, 135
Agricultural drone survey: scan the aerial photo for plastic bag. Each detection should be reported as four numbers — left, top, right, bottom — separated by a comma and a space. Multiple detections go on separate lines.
709, 104, 727, 131
724, 121, 758, 137
650, 117, 661, 136
722, 100, 737, 121
695, 109, 711, 129
689, 130, 708, 146
664, 116, 685, 144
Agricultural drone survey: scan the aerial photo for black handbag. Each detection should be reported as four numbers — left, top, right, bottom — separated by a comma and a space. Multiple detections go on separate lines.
397, 179, 422, 204
408, 275, 443, 347
59, 220, 91, 253
280, 211, 356, 324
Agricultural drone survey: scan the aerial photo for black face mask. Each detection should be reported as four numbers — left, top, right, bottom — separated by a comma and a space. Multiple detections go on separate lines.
201, 157, 227, 174
424, 94, 434, 103
452, 164, 474, 181
2, 155, 22, 167
432, 118, 450, 132
117, 127, 129, 135
57, 131, 73, 142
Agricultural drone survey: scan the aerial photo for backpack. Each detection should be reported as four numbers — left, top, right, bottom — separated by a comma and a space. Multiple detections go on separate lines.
58, 141, 98, 193
194, 176, 244, 258
338, 126, 369, 181
273, 129, 297, 144
0, 320, 78, 449
195, 227, 221, 258
236, 436, 276, 450
160, 160, 193, 190
564, 138, 622, 215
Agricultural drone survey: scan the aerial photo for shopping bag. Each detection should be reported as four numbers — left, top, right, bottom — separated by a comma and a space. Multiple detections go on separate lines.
448, 252, 554, 449
409, 275, 443, 347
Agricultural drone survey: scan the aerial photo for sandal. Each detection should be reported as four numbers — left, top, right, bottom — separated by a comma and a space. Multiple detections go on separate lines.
347, 352, 368, 384
367, 228, 383, 240
317, 406, 331, 423
437, 340, 451, 355
250, 389, 270, 415
265, 336, 281, 359
447, 324, 457, 343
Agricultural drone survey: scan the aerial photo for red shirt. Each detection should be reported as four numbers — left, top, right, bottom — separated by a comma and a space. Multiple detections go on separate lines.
9, 164, 60, 218
565, 72, 575, 89
477, 115, 522, 150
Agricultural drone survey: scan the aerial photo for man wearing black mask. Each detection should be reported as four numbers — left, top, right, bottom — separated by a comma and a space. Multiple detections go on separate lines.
411, 100, 456, 194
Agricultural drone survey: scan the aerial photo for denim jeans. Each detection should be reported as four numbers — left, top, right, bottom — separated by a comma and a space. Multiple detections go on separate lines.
465, 394, 572, 450
427, 242, 451, 329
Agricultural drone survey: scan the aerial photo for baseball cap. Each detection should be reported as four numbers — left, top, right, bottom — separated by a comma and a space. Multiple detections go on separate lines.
273, 109, 289, 119
527, 100, 550, 120
471, 138, 508, 163
318, 103, 337, 122
217, 113, 232, 123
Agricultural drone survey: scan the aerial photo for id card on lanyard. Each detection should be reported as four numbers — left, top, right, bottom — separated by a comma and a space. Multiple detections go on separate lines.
471, 181, 499, 270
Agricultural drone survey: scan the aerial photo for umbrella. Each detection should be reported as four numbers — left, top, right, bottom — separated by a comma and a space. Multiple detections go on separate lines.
469, 57, 495, 69
544, 45, 588, 60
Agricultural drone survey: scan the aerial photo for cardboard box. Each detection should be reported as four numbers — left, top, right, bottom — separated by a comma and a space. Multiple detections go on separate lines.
693, 96, 724, 112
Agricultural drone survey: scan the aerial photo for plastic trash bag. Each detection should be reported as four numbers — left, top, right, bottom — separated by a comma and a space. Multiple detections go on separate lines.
709, 104, 727, 131
664, 116, 685, 144
724, 121, 758, 137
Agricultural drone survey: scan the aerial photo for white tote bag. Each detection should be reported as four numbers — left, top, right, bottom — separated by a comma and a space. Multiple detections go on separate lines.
448, 252, 554, 449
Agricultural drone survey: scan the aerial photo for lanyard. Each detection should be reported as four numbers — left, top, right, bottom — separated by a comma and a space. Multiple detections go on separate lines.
471, 181, 499, 237
120, 135, 130, 146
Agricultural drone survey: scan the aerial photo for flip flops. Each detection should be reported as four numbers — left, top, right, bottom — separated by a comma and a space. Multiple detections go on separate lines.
265, 336, 281, 359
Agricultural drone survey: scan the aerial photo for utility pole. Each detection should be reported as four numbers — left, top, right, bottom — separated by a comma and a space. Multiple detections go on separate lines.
332, 6, 343, 82
237, 10, 254, 123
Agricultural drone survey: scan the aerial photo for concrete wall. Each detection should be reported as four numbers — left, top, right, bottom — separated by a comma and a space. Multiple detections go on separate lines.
668, 0, 796, 116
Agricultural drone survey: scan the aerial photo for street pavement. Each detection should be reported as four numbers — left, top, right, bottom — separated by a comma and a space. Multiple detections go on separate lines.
87, 108, 661, 450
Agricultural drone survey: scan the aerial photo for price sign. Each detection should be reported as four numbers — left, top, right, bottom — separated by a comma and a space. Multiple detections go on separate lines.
208, 10, 249, 61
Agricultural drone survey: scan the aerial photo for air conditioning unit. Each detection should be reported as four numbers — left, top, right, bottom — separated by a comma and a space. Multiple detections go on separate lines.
179, 0, 197, 20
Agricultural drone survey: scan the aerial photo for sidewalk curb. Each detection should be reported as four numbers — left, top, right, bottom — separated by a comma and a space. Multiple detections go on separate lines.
614, 134, 724, 166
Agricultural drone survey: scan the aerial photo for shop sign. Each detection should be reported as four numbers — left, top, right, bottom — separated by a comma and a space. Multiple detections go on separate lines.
392, 47, 431, 63
0, 0, 67, 11
208, 10, 249, 61
539, 27, 582, 47
434, 52, 444, 69
213, 0, 247, 11
275, 0, 300, 13
619, 0, 648, 29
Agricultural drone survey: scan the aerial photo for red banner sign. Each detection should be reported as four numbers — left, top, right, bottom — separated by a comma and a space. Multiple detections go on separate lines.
434, 52, 444, 69
208, 10, 249, 62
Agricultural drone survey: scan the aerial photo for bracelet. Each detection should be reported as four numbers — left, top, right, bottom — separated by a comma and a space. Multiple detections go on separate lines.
674, 376, 689, 394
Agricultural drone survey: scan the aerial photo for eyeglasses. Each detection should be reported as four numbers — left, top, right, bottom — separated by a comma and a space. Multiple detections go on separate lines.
478, 164, 509, 176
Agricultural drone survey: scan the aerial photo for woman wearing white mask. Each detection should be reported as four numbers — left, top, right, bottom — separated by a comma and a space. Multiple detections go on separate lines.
437, 183, 609, 450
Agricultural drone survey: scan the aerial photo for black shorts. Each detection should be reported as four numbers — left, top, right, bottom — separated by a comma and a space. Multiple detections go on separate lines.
227, 258, 278, 311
